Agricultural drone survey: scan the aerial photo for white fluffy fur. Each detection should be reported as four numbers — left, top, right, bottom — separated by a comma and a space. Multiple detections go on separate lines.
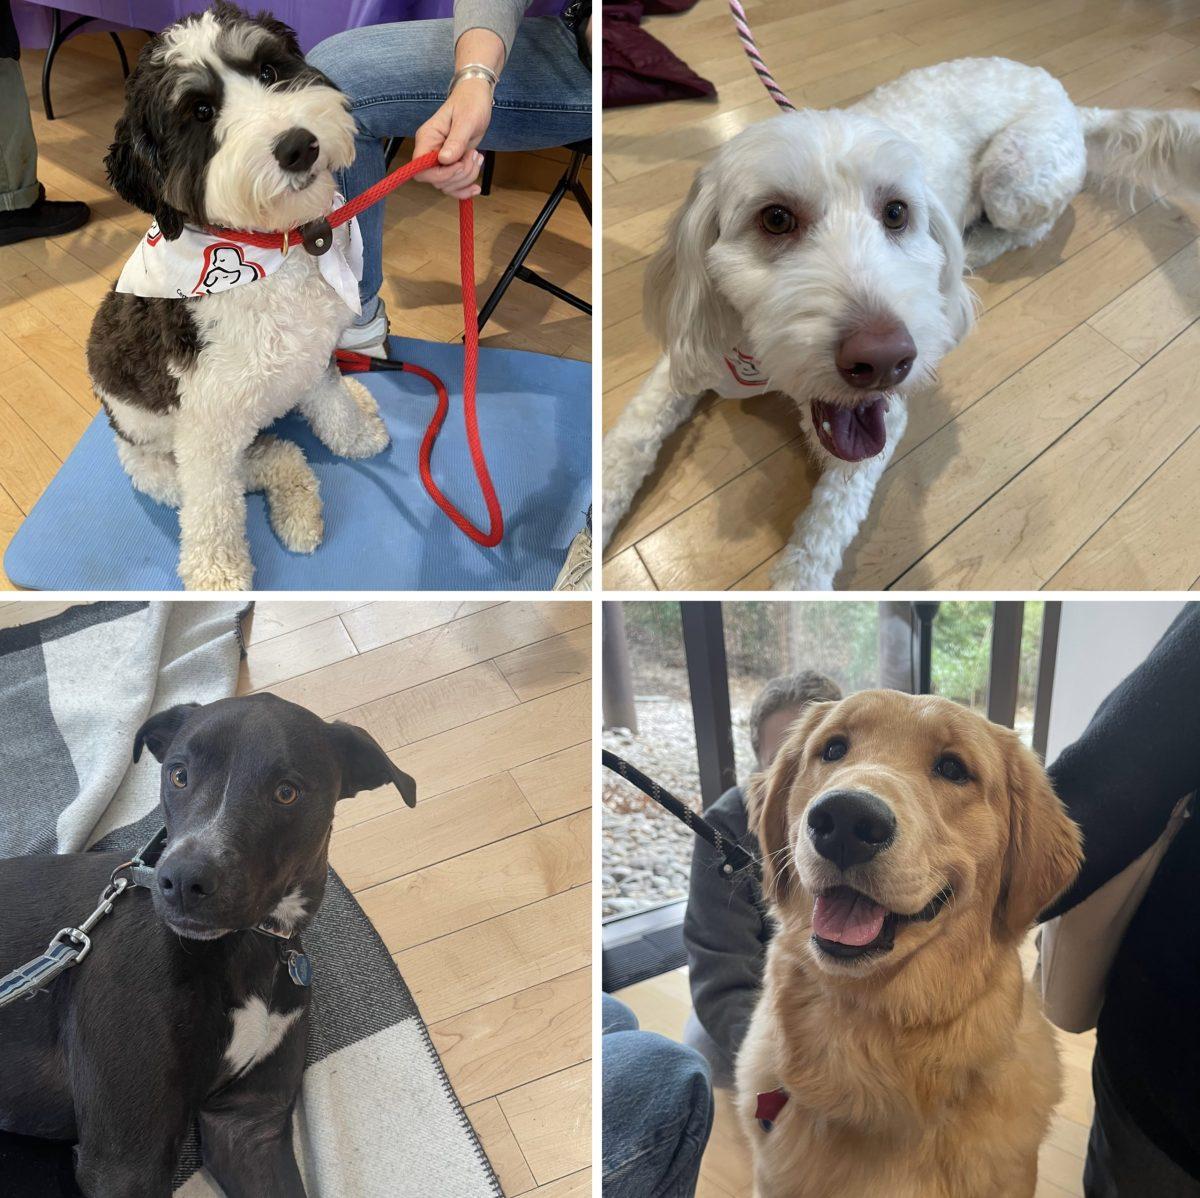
107, 12, 385, 591
603, 57, 1200, 589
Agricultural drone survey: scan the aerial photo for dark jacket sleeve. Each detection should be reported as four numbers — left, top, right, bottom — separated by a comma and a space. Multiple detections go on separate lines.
1042, 606, 1200, 921
683, 786, 769, 1066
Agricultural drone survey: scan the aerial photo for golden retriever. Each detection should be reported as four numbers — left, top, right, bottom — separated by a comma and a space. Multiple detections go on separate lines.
736, 690, 1082, 1198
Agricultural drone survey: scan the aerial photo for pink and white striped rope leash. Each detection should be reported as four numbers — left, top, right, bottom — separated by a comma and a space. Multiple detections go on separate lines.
728, 0, 796, 111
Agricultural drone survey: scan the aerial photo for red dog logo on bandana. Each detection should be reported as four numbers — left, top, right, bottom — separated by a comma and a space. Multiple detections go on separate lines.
194, 243, 267, 294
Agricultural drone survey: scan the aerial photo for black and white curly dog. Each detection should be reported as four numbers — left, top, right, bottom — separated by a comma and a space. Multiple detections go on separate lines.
88, 2, 388, 591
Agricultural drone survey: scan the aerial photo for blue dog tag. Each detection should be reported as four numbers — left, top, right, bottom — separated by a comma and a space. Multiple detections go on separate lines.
286, 951, 313, 987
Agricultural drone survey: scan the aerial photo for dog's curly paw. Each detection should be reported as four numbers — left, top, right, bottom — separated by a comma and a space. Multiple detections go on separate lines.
179, 547, 254, 592
257, 439, 324, 554
336, 377, 390, 459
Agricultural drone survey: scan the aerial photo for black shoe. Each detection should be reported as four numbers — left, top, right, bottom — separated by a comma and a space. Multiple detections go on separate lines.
0, 184, 90, 247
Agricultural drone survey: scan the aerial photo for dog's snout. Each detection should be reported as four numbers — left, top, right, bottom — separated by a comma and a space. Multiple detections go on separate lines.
807, 790, 896, 868
273, 127, 319, 174
836, 324, 916, 390
159, 860, 220, 910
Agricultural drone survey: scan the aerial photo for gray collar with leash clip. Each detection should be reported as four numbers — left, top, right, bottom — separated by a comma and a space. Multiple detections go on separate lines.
0, 827, 312, 1008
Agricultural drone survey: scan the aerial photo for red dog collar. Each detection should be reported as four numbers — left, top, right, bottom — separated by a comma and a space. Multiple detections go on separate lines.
756, 1087, 789, 1130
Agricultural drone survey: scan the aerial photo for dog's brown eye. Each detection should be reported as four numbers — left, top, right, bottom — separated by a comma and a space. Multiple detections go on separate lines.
934, 755, 969, 784
822, 737, 848, 762
194, 101, 214, 123
258, 63, 277, 85
169, 765, 188, 789
882, 199, 908, 231
275, 782, 299, 806
759, 205, 797, 236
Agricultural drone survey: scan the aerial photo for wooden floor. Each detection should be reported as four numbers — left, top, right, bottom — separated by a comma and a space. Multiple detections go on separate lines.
0, 34, 591, 591
0, 599, 593, 1197
602, 0, 1200, 591
617, 946, 1096, 1198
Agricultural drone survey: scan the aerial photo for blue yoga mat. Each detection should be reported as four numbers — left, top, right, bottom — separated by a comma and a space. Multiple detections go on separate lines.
5, 337, 591, 591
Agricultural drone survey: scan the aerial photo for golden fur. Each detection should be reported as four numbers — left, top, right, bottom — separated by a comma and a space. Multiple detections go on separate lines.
736, 690, 1083, 1198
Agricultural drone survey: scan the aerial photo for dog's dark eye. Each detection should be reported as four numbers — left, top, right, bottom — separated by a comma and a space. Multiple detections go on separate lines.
934, 754, 970, 784
882, 199, 909, 231
193, 100, 214, 123
169, 765, 188, 789
275, 782, 299, 806
822, 737, 848, 762
258, 63, 278, 86
759, 205, 798, 236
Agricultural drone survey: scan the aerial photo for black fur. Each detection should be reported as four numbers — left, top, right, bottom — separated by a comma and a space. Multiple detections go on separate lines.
87, 292, 204, 415
0, 694, 414, 1198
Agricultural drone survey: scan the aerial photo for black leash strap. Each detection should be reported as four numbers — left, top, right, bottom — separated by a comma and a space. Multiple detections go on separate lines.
602, 750, 759, 879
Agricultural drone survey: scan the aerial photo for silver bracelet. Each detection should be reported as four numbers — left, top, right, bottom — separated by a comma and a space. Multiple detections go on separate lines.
449, 63, 499, 101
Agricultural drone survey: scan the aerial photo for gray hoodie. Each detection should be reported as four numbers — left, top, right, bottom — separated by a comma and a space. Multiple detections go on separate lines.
683, 785, 772, 1078
453, 0, 535, 60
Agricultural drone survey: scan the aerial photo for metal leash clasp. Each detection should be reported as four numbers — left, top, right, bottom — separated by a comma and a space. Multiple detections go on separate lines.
50, 877, 130, 966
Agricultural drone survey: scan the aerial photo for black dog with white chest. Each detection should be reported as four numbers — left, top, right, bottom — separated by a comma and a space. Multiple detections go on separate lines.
0, 694, 415, 1197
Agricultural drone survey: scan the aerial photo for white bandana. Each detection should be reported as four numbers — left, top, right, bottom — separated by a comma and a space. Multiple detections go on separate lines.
115, 199, 364, 314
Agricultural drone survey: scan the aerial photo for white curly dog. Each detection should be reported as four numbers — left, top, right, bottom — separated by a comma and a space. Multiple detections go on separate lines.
602, 57, 1200, 590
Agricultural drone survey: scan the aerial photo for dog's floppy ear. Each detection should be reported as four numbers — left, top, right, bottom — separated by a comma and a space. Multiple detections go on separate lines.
926, 190, 976, 345
644, 168, 735, 394
995, 733, 1083, 937
329, 722, 416, 807
747, 702, 833, 907
106, 109, 185, 241
133, 702, 201, 763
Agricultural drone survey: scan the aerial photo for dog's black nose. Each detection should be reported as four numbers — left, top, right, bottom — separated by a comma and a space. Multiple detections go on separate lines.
158, 861, 220, 910
274, 127, 319, 174
807, 790, 895, 868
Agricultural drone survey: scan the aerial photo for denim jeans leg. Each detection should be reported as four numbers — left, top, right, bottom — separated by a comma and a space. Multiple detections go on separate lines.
603, 1004, 714, 1198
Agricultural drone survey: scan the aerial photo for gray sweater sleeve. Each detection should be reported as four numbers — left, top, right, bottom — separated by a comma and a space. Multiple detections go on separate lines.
683, 786, 770, 1070
453, 0, 535, 61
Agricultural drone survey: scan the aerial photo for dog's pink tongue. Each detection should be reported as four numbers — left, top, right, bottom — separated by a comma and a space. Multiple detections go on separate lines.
812, 888, 887, 946
812, 397, 887, 462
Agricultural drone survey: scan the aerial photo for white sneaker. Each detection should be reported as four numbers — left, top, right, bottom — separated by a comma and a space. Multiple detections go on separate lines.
338, 296, 390, 359
553, 513, 592, 591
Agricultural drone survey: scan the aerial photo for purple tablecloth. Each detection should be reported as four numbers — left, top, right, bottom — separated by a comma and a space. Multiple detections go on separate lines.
13, 0, 565, 52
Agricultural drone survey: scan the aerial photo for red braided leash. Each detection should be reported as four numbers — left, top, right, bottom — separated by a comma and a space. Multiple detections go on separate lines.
209, 150, 503, 549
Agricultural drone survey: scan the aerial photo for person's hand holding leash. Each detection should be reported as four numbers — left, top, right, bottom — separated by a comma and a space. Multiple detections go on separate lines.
414, 28, 504, 199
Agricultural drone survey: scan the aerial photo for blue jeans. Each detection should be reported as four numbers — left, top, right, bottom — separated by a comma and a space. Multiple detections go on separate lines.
307, 17, 591, 316
603, 995, 714, 1198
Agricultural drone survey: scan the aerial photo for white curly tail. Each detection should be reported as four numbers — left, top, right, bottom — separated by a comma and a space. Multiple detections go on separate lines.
1080, 106, 1200, 199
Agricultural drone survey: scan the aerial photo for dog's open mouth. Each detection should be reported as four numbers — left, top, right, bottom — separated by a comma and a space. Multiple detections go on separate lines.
811, 884, 951, 960
811, 396, 888, 463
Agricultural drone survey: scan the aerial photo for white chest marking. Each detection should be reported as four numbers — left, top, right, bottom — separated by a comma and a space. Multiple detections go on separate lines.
267, 887, 308, 934
224, 996, 301, 1077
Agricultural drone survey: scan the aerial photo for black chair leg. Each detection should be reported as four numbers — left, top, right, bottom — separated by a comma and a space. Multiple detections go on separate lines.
476, 171, 571, 332
41, 11, 98, 120
110, 31, 130, 79
480, 150, 496, 197
476, 149, 591, 333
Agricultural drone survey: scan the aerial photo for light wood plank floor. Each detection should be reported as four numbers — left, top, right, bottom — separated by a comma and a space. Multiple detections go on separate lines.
0, 599, 593, 1197
617, 942, 1095, 1198
0, 34, 591, 590
602, 0, 1200, 591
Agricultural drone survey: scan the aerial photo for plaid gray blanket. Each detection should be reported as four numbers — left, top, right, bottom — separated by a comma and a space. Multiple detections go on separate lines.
0, 602, 500, 1198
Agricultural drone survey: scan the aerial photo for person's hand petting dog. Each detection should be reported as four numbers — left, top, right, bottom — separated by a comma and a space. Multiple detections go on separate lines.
414, 28, 505, 199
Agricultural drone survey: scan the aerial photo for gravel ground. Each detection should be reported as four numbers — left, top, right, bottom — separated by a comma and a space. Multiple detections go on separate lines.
602, 685, 760, 919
